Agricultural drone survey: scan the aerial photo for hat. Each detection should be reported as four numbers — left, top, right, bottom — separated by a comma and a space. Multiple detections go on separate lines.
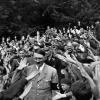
35, 49, 45, 56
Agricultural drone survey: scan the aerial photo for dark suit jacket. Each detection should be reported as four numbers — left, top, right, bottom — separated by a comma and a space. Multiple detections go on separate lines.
10, 57, 21, 72
0, 78, 27, 100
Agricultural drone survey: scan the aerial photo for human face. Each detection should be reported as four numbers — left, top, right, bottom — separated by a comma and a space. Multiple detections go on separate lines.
19, 51, 24, 58
34, 53, 45, 66
77, 52, 87, 60
61, 83, 70, 91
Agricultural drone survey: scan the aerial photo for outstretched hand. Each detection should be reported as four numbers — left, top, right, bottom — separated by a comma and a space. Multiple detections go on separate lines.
17, 58, 29, 70
78, 64, 89, 78
52, 91, 66, 100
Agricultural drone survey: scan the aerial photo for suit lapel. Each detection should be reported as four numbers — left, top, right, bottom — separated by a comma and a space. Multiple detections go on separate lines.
27, 63, 48, 82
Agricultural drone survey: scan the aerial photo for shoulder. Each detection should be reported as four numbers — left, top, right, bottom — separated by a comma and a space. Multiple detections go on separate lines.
25, 64, 36, 71
45, 64, 57, 73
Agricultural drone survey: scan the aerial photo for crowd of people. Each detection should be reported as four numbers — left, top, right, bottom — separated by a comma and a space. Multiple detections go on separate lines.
0, 22, 100, 100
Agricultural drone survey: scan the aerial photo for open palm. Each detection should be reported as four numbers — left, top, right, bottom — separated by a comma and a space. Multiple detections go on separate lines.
17, 58, 29, 70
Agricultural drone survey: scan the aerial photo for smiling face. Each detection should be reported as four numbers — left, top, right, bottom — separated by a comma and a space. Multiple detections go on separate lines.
19, 50, 24, 58
34, 53, 45, 67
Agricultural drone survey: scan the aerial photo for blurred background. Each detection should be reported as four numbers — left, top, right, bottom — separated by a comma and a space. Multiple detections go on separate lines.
0, 0, 100, 39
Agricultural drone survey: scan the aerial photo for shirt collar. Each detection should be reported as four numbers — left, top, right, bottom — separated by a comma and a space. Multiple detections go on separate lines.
36, 63, 45, 72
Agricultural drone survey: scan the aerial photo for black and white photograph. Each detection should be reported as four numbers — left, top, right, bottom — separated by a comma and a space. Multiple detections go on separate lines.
0, 0, 100, 100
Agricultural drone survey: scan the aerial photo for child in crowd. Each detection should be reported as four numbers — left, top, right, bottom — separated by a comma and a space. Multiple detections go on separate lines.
52, 78, 73, 100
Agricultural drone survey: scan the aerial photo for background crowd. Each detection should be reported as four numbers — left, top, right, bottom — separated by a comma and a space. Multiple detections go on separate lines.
0, 21, 100, 100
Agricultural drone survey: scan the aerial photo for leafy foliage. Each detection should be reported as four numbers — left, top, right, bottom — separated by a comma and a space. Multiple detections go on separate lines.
0, 0, 100, 37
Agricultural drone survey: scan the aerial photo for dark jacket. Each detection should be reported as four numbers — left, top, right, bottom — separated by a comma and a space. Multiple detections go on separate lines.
0, 78, 27, 100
